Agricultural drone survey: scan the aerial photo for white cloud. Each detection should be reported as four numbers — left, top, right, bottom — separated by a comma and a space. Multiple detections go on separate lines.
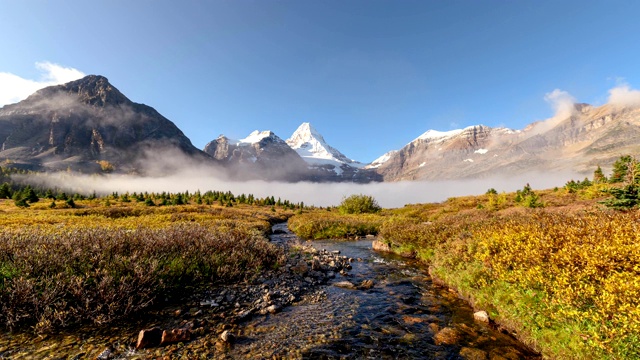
543, 88, 576, 118
0, 62, 85, 107
607, 84, 640, 107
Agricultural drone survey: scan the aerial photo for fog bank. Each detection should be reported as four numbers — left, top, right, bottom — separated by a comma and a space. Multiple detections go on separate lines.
19, 169, 580, 208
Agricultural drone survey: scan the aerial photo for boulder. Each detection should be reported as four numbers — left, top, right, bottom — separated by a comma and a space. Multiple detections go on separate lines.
433, 327, 461, 345
220, 330, 235, 344
473, 310, 490, 323
136, 327, 162, 349
359, 279, 375, 290
371, 240, 391, 252
459, 347, 488, 360
160, 328, 191, 345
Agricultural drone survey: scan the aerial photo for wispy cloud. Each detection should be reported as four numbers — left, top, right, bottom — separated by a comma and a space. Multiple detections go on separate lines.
607, 83, 640, 107
543, 89, 576, 118
0, 62, 85, 107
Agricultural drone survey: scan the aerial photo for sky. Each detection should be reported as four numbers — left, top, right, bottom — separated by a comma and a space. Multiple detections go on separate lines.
1, 0, 640, 163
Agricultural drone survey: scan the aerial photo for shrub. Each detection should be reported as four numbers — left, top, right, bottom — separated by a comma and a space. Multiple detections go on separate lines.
338, 194, 381, 215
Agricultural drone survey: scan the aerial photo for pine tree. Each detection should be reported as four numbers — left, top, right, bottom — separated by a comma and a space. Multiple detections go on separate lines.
0, 182, 11, 199
593, 166, 606, 183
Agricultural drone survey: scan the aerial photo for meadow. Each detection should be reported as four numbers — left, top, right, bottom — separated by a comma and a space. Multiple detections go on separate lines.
289, 177, 640, 359
0, 191, 296, 333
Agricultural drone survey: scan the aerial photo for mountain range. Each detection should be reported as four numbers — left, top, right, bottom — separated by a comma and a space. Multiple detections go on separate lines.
1, 75, 639, 182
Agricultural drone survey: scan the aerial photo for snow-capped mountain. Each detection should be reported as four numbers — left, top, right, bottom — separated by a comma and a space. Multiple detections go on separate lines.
372, 102, 640, 181
203, 130, 310, 181
286, 123, 364, 169
203, 125, 381, 182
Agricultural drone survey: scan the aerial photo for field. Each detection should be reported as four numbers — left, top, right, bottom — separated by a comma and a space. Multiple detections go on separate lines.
0, 196, 293, 333
288, 184, 640, 359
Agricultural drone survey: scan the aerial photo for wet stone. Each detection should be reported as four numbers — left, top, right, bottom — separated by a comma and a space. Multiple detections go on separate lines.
433, 327, 461, 345
137, 327, 163, 349
460, 347, 488, 360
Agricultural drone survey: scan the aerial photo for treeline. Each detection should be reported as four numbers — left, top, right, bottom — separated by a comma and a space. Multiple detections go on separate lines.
564, 155, 640, 209
0, 166, 305, 209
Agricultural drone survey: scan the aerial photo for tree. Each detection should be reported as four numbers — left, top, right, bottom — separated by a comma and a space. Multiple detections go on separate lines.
593, 166, 607, 184
23, 186, 39, 203
0, 182, 11, 199
338, 194, 381, 214
609, 155, 635, 183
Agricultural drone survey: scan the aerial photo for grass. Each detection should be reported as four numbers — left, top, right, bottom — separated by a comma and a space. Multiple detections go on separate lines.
0, 199, 292, 333
288, 184, 639, 359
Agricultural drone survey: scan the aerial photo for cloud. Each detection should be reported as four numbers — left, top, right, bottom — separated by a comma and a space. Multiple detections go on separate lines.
0, 62, 85, 107
543, 89, 577, 118
607, 83, 640, 107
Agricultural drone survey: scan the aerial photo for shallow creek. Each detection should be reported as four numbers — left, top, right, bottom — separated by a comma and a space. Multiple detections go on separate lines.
0, 223, 539, 359
228, 223, 539, 359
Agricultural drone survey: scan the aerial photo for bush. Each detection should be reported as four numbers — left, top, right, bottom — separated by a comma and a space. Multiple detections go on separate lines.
338, 194, 381, 215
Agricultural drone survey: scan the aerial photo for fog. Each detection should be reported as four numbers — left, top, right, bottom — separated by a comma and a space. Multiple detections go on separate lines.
20, 168, 579, 208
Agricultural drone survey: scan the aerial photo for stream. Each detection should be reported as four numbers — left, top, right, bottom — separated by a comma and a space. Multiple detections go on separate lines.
228, 223, 539, 359
0, 223, 540, 359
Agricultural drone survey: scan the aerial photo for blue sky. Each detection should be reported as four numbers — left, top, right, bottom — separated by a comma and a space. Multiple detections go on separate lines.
1, 0, 639, 163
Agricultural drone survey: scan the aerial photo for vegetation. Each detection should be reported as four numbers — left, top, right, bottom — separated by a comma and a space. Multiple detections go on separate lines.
289, 211, 383, 239
288, 156, 640, 359
0, 187, 298, 333
337, 194, 381, 214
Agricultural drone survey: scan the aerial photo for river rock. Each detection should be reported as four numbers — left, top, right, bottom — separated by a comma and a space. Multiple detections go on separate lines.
371, 240, 391, 252
220, 330, 235, 344
334, 281, 356, 289
359, 279, 374, 290
136, 327, 163, 349
291, 260, 309, 274
311, 257, 322, 271
433, 327, 461, 345
459, 347, 488, 360
473, 310, 490, 323
160, 328, 191, 345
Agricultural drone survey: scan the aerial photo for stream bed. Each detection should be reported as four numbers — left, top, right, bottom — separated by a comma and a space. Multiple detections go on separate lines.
227, 223, 539, 359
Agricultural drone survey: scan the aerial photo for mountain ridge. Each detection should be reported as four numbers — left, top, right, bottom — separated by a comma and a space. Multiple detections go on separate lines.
2, 75, 639, 182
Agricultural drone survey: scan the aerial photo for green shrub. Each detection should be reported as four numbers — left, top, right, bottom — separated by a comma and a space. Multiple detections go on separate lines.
338, 194, 381, 214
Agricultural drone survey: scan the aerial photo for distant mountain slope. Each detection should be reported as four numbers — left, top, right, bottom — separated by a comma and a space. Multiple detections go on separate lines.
203, 130, 310, 181
374, 104, 640, 181
0, 75, 208, 173
203, 125, 382, 182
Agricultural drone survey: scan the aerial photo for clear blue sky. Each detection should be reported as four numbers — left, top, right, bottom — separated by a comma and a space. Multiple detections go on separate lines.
1, 0, 639, 163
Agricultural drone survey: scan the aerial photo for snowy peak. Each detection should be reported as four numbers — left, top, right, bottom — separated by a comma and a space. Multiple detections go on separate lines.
286, 122, 363, 168
365, 150, 398, 169
286, 122, 326, 147
238, 130, 276, 145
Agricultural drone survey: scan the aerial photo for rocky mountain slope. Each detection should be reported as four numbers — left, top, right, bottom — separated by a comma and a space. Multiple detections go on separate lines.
204, 124, 381, 182
0, 75, 207, 173
203, 131, 310, 181
373, 103, 640, 181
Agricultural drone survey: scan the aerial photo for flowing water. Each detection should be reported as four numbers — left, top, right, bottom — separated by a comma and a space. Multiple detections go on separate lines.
228, 223, 540, 359
0, 223, 540, 359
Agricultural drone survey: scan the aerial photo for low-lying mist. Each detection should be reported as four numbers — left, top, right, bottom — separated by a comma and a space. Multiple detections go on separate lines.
19, 168, 579, 208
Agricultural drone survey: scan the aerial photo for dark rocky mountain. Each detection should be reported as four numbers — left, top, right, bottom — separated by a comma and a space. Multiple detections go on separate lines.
0, 75, 208, 173
371, 103, 640, 181
203, 131, 311, 181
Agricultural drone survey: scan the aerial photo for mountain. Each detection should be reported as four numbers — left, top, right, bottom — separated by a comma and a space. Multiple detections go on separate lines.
285, 122, 380, 182
0, 75, 208, 173
203, 125, 382, 182
203, 130, 310, 181
374, 103, 640, 181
